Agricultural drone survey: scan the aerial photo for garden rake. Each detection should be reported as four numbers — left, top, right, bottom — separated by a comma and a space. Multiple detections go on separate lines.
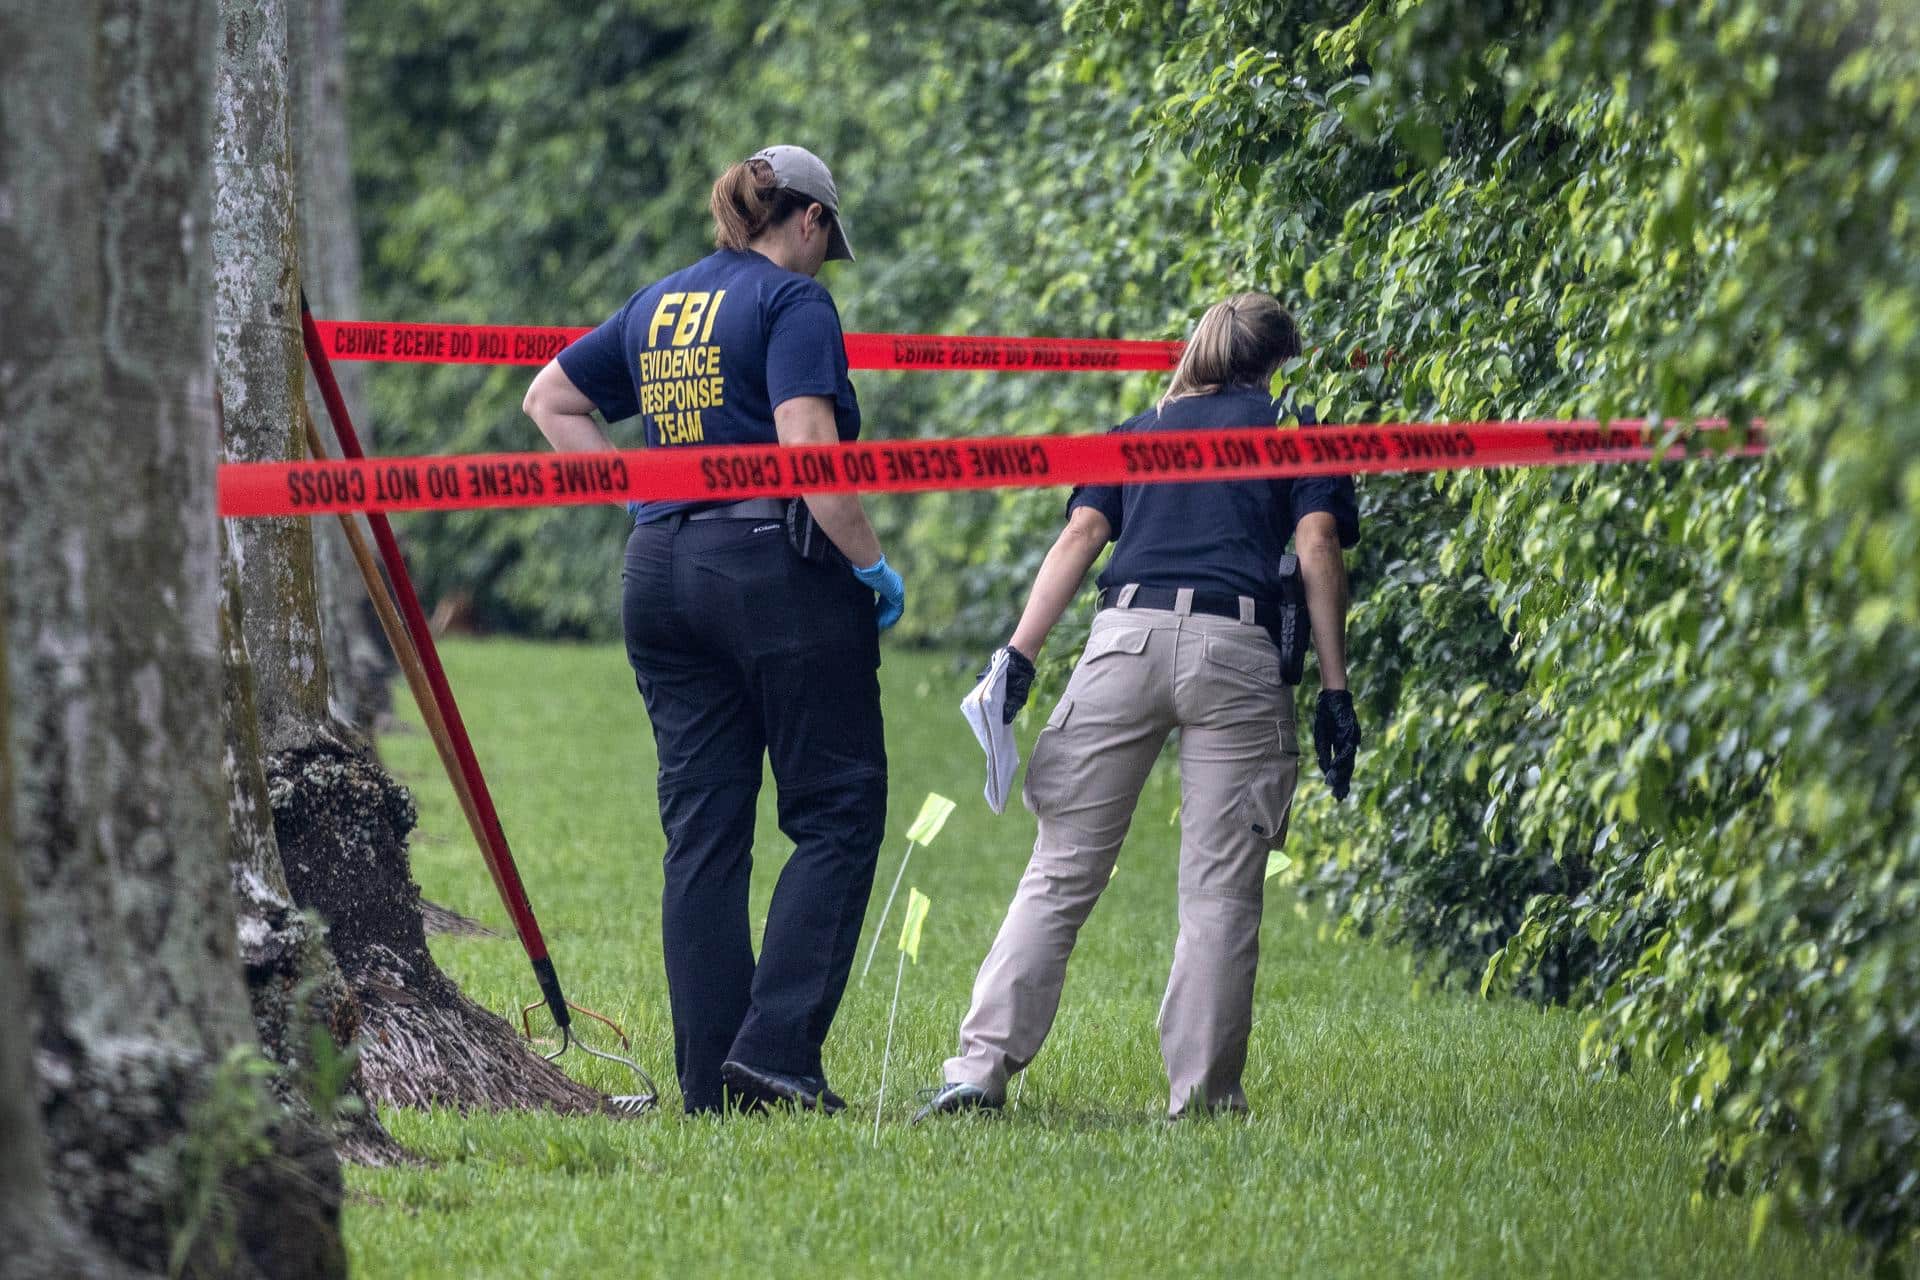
300, 293, 657, 1115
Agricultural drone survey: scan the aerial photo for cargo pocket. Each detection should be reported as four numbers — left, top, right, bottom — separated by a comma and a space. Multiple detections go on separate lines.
1021, 696, 1075, 818
1244, 719, 1301, 851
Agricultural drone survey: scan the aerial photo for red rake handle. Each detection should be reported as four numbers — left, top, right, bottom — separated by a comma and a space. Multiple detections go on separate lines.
299, 294, 569, 1030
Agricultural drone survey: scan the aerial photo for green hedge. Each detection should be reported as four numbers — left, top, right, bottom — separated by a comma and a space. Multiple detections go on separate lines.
1104, 0, 1919, 1255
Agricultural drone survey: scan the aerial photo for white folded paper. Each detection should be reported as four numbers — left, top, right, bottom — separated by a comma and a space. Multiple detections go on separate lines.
960, 649, 1022, 814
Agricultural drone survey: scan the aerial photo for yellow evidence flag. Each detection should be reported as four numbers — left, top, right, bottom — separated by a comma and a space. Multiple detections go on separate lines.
899, 888, 931, 963
905, 792, 956, 846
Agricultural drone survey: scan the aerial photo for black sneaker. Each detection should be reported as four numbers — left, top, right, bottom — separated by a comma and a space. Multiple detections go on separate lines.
911, 1081, 1003, 1124
720, 1060, 846, 1115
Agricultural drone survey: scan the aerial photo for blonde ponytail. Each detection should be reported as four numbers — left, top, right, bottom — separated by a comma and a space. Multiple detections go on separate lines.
1160, 292, 1301, 409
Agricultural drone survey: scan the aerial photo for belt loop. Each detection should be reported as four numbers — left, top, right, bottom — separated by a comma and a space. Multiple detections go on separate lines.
1173, 587, 1195, 616
1238, 595, 1256, 625
1117, 583, 1139, 608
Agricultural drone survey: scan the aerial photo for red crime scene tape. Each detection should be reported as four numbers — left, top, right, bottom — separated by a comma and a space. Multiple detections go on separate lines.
219, 421, 1764, 519
311, 319, 1185, 372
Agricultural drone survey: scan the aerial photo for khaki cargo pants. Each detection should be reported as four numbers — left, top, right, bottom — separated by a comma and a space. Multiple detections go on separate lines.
944, 599, 1300, 1116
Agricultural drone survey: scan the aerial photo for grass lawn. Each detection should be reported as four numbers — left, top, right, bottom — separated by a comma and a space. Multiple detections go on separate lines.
349, 639, 1857, 1278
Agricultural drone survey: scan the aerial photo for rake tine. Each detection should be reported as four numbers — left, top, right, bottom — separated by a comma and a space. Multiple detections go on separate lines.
523, 999, 660, 1114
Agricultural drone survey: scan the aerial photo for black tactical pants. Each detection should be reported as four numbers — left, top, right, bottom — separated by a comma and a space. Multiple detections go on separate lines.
622, 514, 887, 1113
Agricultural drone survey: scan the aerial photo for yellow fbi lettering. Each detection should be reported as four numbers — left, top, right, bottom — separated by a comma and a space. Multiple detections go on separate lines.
647, 290, 726, 347
656, 411, 706, 444
636, 344, 720, 381
641, 289, 728, 445
640, 376, 724, 415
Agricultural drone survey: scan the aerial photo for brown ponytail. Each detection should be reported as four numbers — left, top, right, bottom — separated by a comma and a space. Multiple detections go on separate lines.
710, 159, 815, 251
1159, 292, 1302, 409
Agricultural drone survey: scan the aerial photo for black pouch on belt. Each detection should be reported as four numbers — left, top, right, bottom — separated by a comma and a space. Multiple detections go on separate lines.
1268, 553, 1310, 685
784, 497, 849, 568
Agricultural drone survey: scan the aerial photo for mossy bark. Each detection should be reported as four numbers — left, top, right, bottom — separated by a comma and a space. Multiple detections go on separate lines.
221, 524, 407, 1164
0, 2, 345, 1274
214, 0, 334, 754
290, 0, 392, 735
0, 549, 119, 1279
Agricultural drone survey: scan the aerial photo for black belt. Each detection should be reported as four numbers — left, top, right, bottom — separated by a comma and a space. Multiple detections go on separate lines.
1097, 585, 1277, 630
683, 498, 789, 522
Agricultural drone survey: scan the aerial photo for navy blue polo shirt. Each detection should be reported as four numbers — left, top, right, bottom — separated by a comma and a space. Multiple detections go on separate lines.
1067, 386, 1360, 601
556, 249, 861, 522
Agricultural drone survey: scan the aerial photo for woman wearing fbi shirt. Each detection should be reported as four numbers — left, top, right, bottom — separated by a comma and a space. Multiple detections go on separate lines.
522, 145, 904, 1116
919, 292, 1362, 1121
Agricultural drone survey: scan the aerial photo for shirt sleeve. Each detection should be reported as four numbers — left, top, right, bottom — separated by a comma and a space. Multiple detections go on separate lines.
767, 284, 850, 408
1291, 475, 1360, 547
1287, 404, 1361, 547
1065, 416, 1141, 537
1066, 482, 1124, 538
556, 300, 639, 423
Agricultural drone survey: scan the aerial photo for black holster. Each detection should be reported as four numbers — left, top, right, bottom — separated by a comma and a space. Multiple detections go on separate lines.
785, 498, 849, 568
1268, 553, 1310, 685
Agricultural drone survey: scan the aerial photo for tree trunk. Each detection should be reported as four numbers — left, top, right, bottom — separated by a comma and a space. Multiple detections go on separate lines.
221, 521, 407, 1164
215, 0, 336, 754
0, 558, 119, 1279
0, 3, 345, 1276
215, 0, 419, 1161
215, 0, 607, 1116
291, 0, 392, 734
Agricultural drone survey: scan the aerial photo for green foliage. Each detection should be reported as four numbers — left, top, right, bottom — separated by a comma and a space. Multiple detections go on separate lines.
169, 1047, 281, 1279
349, 0, 734, 634
293, 965, 367, 1132
1099, 0, 1920, 1256
349, 0, 1204, 641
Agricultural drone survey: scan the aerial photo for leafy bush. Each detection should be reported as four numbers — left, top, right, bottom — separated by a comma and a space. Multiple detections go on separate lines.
1105, 0, 1920, 1255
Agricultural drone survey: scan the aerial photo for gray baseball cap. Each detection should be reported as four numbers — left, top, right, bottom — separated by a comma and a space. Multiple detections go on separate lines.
750, 144, 854, 262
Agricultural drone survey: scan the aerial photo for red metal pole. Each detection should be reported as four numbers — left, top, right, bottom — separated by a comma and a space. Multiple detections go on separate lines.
299, 293, 570, 1032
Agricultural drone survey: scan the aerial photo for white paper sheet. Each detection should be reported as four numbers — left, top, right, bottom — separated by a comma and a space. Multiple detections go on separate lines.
960, 648, 1021, 814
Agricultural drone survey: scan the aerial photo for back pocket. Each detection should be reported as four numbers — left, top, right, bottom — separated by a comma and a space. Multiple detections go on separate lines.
1082, 624, 1152, 665
1202, 634, 1282, 688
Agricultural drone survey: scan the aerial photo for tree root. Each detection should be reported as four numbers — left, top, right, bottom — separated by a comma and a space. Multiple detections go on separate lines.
419, 898, 503, 939
351, 955, 606, 1114
269, 737, 611, 1115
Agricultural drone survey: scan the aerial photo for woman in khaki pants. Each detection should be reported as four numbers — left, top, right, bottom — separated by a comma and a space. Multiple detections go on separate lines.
918, 292, 1362, 1120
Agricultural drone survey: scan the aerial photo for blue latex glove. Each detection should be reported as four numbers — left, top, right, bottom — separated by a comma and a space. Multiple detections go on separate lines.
851, 555, 906, 632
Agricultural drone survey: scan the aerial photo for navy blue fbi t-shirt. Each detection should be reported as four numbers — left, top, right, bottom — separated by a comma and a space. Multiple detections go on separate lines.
556, 248, 861, 522
1066, 386, 1360, 601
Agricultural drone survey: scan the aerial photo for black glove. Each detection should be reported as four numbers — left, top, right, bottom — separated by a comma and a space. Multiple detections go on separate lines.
1314, 689, 1361, 801
982, 645, 1037, 725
